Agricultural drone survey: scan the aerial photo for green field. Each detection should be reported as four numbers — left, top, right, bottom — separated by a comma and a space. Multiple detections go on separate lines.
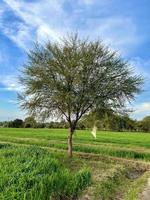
0, 128, 150, 199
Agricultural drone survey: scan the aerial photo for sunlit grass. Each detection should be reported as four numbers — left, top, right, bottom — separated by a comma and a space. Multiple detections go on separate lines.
0, 128, 150, 199
0, 128, 150, 161
0, 145, 91, 200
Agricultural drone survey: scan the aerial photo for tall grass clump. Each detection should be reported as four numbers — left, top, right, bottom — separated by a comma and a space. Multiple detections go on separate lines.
0, 145, 91, 200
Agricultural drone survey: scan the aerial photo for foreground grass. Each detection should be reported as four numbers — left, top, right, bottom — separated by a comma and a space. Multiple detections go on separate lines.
1, 143, 149, 200
0, 128, 150, 199
0, 144, 91, 200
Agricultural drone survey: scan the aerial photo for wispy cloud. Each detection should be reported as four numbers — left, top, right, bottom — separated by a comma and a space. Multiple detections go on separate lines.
130, 57, 150, 78
0, 0, 149, 121
0, 0, 143, 56
7, 99, 17, 104
130, 57, 150, 95
134, 102, 150, 114
0, 75, 22, 91
1, 0, 66, 49
80, 16, 143, 55
0, 22, 33, 50
0, 108, 25, 120
130, 102, 150, 120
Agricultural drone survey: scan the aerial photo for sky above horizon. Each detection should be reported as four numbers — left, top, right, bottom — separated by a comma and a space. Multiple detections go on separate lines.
0, 0, 150, 121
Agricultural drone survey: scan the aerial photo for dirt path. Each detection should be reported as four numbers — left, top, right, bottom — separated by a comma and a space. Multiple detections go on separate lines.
140, 178, 150, 200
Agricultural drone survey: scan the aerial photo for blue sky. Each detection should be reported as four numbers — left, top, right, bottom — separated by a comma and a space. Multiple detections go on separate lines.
0, 0, 150, 121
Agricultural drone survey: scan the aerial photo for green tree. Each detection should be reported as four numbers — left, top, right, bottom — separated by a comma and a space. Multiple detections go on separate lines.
139, 116, 150, 132
19, 34, 143, 157
82, 107, 114, 129
24, 116, 36, 128
7, 119, 23, 128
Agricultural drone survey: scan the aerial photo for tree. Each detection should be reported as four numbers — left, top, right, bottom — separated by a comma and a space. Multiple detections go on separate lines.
82, 107, 114, 129
7, 119, 23, 128
19, 34, 143, 157
24, 116, 36, 128
138, 116, 150, 132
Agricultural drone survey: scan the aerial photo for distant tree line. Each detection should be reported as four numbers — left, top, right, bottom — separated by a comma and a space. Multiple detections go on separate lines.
0, 114, 150, 132
82, 113, 150, 132
0, 117, 68, 129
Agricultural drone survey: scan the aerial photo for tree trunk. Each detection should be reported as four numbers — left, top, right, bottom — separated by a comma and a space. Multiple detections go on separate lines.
68, 127, 74, 158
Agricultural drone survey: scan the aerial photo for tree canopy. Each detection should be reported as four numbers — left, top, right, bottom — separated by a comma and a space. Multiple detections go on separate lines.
19, 34, 143, 157
138, 116, 150, 132
24, 116, 36, 128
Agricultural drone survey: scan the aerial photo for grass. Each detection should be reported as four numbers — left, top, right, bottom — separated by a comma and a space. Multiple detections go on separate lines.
0, 128, 150, 161
0, 128, 150, 148
0, 128, 150, 199
0, 144, 91, 200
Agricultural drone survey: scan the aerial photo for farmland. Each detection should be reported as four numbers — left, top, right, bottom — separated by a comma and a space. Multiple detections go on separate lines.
0, 128, 150, 199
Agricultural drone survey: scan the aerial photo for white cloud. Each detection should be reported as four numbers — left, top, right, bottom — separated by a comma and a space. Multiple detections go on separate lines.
130, 102, 150, 120
7, 99, 17, 104
127, 57, 150, 120
2, 0, 65, 49
134, 102, 150, 114
0, 0, 143, 56
129, 57, 150, 96
0, 75, 22, 91
36, 24, 61, 43
0, 108, 25, 121
80, 16, 143, 55
130, 57, 150, 78
1, 22, 33, 50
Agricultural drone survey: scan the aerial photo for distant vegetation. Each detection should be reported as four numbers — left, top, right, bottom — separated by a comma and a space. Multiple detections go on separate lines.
0, 114, 150, 132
